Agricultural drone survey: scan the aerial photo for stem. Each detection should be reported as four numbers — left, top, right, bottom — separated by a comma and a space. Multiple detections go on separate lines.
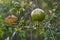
10, 32, 16, 40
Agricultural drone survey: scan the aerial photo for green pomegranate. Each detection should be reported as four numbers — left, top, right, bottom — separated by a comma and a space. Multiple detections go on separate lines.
31, 8, 45, 22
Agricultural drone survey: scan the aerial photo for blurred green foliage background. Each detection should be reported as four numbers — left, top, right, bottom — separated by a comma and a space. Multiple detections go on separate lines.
0, 0, 60, 40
